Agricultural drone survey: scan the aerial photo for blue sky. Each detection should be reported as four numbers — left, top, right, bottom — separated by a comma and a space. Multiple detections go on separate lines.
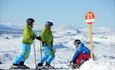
0, 0, 115, 29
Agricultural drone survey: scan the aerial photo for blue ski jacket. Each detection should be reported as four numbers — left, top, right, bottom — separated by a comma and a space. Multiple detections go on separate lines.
72, 43, 90, 62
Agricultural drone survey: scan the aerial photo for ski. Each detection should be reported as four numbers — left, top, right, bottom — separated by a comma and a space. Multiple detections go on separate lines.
37, 68, 68, 70
67, 64, 79, 70
8, 68, 69, 70
36, 67, 68, 70
9, 65, 30, 69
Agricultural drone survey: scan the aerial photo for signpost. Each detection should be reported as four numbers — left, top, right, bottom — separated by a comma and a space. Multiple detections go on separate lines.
85, 11, 95, 59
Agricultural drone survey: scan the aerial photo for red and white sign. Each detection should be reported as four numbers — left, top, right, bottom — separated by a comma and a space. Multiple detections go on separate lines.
85, 11, 95, 24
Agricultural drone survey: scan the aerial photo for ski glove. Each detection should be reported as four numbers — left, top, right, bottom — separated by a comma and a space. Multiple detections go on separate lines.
51, 42, 53, 47
31, 35, 36, 40
36, 36, 41, 40
70, 61, 74, 65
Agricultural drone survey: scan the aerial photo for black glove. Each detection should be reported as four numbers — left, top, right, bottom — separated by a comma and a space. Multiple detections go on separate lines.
70, 61, 74, 65
31, 35, 36, 40
51, 42, 53, 47
42, 41, 47, 46
36, 36, 41, 40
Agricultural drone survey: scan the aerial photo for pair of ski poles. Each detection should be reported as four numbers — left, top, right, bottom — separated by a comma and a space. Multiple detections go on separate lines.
33, 41, 42, 68
33, 41, 55, 68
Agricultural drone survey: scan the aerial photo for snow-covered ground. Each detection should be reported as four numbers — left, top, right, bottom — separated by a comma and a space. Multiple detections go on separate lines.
0, 24, 115, 70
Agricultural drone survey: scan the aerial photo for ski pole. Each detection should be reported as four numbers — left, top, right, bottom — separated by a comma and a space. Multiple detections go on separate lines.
40, 41, 42, 61
51, 45, 55, 69
53, 56, 55, 70
33, 41, 37, 68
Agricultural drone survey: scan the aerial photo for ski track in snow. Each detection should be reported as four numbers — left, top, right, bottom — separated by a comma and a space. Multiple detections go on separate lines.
0, 27, 115, 70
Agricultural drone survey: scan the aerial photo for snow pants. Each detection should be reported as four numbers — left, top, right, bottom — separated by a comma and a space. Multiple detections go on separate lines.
13, 43, 31, 64
75, 53, 90, 65
39, 45, 55, 64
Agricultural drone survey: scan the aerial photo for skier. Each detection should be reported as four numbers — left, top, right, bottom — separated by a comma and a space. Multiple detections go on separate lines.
70, 39, 90, 69
10, 18, 40, 69
36, 21, 55, 69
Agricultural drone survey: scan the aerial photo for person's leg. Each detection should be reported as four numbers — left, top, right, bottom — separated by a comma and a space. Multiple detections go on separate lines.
39, 46, 49, 64
82, 54, 90, 60
81, 54, 90, 64
39, 54, 49, 64
75, 54, 83, 65
46, 47, 55, 64
75, 54, 90, 65
13, 43, 31, 65
46, 55, 55, 64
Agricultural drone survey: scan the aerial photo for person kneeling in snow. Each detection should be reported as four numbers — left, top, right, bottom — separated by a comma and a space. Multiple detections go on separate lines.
10, 18, 40, 69
36, 21, 55, 69
70, 39, 90, 69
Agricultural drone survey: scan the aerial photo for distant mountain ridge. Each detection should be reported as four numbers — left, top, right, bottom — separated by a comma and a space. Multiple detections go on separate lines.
0, 24, 40, 35
0, 24, 23, 35
0, 23, 113, 35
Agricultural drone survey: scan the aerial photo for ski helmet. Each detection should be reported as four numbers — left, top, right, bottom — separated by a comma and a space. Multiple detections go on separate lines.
74, 39, 81, 45
26, 18, 35, 23
45, 21, 53, 26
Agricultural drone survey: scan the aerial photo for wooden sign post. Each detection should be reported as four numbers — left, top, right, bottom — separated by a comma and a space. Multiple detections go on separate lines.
85, 11, 95, 59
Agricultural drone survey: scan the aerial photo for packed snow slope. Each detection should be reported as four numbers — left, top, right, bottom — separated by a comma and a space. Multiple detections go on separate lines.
0, 24, 115, 70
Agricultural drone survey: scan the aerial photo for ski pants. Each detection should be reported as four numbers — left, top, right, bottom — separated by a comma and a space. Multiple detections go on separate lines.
13, 43, 31, 64
75, 53, 90, 65
39, 45, 55, 64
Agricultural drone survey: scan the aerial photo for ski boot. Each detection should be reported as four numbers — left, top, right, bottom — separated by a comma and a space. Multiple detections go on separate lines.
10, 64, 21, 69
10, 61, 30, 69
69, 61, 80, 69
10, 64, 30, 69
72, 64, 80, 69
44, 62, 54, 69
36, 63, 43, 70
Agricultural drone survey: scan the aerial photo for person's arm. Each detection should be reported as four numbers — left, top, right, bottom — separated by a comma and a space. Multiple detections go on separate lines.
50, 34, 53, 47
39, 27, 47, 44
31, 33, 37, 40
51, 41, 53, 46
72, 45, 82, 62
24, 25, 37, 40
